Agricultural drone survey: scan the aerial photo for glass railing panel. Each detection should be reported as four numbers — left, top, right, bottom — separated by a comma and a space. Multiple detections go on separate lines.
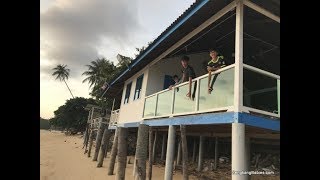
143, 95, 157, 118
198, 68, 234, 111
156, 91, 173, 116
173, 81, 196, 114
243, 68, 279, 114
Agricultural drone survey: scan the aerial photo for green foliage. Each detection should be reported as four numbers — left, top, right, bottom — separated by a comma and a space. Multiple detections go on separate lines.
49, 97, 97, 133
40, 117, 50, 129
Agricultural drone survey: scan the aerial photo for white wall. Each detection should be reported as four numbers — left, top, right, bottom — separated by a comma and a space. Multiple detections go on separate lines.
146, 52, 210, 95
117, 68, 149, 124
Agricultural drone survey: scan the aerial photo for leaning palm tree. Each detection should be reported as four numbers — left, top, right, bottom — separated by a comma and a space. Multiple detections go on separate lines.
52, 64, 74, 98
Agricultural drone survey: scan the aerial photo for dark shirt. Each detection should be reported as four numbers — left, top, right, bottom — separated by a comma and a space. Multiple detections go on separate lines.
182, 65, 196, 82
207, 55, 226, 68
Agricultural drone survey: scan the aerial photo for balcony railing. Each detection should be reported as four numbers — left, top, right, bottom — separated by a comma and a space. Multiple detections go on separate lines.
109, 109, 120, 126
243, 64, 280, 118
143, 64, 235, 119
143, 63, 280, 120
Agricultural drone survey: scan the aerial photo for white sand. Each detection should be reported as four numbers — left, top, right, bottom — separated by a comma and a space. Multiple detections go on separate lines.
40, 130, 194, 180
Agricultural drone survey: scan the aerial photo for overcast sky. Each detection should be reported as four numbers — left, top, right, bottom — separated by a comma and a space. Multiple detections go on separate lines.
40, 0, 194, 119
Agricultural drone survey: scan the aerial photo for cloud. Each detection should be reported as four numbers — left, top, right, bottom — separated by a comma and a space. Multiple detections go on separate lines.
40, 0, 142, 78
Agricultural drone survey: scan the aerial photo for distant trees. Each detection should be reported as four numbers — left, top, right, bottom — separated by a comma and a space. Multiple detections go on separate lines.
49, 97, 97, 134
40, 117, 50, 129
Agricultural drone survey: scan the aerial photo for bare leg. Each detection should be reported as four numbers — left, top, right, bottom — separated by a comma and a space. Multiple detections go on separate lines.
208, 71, 212, 94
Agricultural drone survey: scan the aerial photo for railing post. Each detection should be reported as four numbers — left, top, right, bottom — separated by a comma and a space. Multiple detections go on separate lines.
277, 79, 280, 116
194, 79, 200, 112
234, 0, 244, 115
171, 88, 176, 115
155, 94, 159, 117
142, 98, 146, 118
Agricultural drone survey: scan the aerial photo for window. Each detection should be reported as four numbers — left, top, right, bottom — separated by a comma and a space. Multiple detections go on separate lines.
124, 82, 132, 104
134, 74, 144, 100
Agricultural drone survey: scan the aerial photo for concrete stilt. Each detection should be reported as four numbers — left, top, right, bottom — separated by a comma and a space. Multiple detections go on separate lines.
161, 133, 167, 160
214, 137, 219, 170
148, 127, 153, 180
232, 123, 248, 180
176, 139, 182, 166
180, 125, 188, 180
197, 136, 204, 172
192, 138, 197, 162
245, 137, 251, 179
164, 125, 176, 180
152, 130, 157, 162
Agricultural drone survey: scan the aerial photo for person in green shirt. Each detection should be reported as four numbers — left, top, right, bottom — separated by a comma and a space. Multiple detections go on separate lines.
207, 49, 226, 94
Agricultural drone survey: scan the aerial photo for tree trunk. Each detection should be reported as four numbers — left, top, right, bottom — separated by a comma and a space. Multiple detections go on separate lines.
180, 125, 188, 180
93, 119, 106, 161
82, 126, 88, 149
152, 130, 157, 163
108, 128, 119, 175
116, 127, 128, 180
134, 124, 149, 180
87, 129, 95, 157
97, 125, 111, 167
83, 124, 90, 151
148, 127, 153, 180
63, 79, 74, 98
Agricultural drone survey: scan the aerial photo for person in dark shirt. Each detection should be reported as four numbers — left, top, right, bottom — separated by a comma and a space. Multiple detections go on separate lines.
207, 49, 226, 94
180, 55, 197, 100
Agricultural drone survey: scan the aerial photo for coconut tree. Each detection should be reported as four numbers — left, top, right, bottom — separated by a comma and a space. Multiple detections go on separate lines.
82, 58, 119, 99
52, 64, 74, 98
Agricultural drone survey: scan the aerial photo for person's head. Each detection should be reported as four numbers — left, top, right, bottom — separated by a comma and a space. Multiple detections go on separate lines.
180, 55, 190, 68
209, 49, 218, 59
172, 75, 179, 82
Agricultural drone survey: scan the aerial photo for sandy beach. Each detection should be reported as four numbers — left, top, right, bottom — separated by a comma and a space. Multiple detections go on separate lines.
40, 130, 190, 180
40, 130, 279, 180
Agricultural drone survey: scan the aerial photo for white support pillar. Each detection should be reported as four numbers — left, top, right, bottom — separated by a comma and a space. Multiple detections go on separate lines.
234, 0, 244, 114
232, 123, 248, 180
164, 125, 176, 180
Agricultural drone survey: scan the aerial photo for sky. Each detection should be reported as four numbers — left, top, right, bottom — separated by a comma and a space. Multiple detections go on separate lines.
40, 0, 195, 119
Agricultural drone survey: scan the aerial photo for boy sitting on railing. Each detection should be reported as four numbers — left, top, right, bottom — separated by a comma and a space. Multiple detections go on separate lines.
207, 49, 226, 94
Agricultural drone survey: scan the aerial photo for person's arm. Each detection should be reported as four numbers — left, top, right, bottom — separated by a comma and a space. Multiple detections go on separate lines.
180, 73, 185, 84
187, 77, 192, 98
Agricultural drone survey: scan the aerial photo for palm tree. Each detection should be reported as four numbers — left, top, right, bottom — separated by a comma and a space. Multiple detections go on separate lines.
82, 58, 117, 97
52, 64, 74, 98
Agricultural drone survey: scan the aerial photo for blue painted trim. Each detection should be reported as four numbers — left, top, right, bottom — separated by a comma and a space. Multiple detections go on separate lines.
114, 112, 280, 131
238, 112, 280, 131
142, 112, 235, 126
117, 122, 140, 128
110, 0, 209, 86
